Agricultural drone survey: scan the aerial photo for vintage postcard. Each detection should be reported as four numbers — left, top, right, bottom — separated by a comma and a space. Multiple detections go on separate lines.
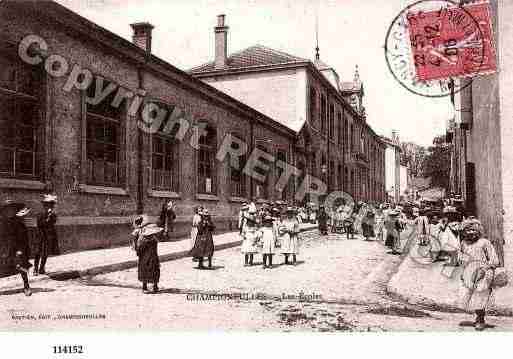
0, 0, 512, 340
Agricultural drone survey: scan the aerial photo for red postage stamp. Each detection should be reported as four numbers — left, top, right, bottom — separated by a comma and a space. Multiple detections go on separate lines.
407, 1, 497, 82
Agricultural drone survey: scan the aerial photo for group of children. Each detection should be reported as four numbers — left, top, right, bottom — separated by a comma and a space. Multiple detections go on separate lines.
238, 203, 300, 269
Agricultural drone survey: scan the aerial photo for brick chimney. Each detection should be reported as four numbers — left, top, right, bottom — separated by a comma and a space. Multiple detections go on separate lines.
214, 14, 229, 69
130, 22, 154, 53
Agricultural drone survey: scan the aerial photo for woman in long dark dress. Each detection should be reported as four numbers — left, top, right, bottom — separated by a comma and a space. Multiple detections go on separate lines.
132, 215, 162, 294
384, 210, 402, 254
190, 209, 215, 269
34, 194, 59, 275
317, 206, 329, 235
362, 209, 375, 240
0, 201, 33, 296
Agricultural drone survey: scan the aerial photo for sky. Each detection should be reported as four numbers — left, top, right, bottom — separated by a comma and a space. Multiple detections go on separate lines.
56, 0, 455, 147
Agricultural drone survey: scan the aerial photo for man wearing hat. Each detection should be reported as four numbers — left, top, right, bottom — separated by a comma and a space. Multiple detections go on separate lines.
0, 200, 33, 296
34, 194, 59, 275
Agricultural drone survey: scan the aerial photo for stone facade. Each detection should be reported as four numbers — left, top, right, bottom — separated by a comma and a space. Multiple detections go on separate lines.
381, 135, 401, 203
0, 2, 298, 252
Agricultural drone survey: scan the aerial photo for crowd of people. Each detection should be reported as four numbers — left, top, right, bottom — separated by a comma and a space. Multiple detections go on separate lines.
238, 202, 300, 268
1, 194, 508, 331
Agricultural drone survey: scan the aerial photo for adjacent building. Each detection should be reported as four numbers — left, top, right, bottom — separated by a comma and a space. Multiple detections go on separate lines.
0, 1, 300, 252
380, 132, 401, 203
190, 15, 386, 204
448, 0, 510, 266
0, 3, 386, 254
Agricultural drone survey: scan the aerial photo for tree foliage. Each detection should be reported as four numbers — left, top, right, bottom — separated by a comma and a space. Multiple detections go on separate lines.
400, 141, 426, 178
422, 135, 451, 190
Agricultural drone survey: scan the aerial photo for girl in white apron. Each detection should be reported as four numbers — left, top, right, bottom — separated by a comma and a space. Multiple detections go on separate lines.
458, 219, 499, 331
260, 215, 275, 269
241, 210, 259, 266
279, 207, 300, 265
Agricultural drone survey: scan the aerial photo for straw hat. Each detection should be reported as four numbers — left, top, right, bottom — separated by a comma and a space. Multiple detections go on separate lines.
140, 223, 164, 236
132, 214, 151, 229
42, 194, 58, 203
1, 200, 31, 218
389, 210, 400, 216
285, 206, 296, 213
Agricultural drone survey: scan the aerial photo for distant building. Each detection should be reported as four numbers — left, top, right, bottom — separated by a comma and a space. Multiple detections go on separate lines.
399, 164, 408, 199
190, 15, 386, 203
380, 132, 401, 203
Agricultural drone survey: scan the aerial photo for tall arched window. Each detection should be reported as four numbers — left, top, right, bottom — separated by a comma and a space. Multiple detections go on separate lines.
0, 50, 42, 180
309, 87, 317, 127
276, 148, 288, 200
149, 102, 179, 192
254, 140, 271, 199
86, 77, 126, 187
230, 133, 246, 198
197, 123, 217, 194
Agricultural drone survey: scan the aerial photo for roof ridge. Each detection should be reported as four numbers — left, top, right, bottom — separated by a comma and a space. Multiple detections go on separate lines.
189, 43, 310, 74
248, 44, 309, 62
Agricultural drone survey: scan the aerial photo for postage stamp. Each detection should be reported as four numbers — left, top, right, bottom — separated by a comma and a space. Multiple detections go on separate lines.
385, 0, 497, 98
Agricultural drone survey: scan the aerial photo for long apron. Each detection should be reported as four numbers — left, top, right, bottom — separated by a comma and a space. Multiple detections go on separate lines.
190, 214, 201, 250
459, 238, 499, 311
260, 227, 275, 254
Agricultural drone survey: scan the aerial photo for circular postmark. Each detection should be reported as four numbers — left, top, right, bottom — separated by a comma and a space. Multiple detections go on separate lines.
384, 0, 487, 98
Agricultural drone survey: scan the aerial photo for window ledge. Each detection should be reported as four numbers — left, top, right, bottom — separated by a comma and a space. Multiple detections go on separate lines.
0, 178, 46, 190
148, 190, 181, 199
79, 184, 128, 196
229, 196, 248, 203
196, 193, 220, 201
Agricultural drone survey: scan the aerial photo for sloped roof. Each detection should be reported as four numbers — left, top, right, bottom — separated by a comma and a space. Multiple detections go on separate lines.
189, 44, 309, 74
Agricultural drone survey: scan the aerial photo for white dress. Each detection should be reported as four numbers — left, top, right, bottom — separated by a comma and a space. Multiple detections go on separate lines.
260, 227, 275, 255
190, 214, 201, 250
241, 224, 260, 254
279, 219, 299, 254
459, 238, 499, 311
439, 223, 460, 252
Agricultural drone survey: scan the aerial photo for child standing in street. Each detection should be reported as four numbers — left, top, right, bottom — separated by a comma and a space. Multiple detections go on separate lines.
260, 215, 275, 269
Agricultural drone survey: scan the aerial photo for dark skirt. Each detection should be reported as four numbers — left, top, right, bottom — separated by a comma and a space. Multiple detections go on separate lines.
0, 218, 32, 278
137, 241, 160, 283
362, 223, 375, 238
318, 217, 328, 233
190, 231, 214, 258
34, 230, 60, 257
